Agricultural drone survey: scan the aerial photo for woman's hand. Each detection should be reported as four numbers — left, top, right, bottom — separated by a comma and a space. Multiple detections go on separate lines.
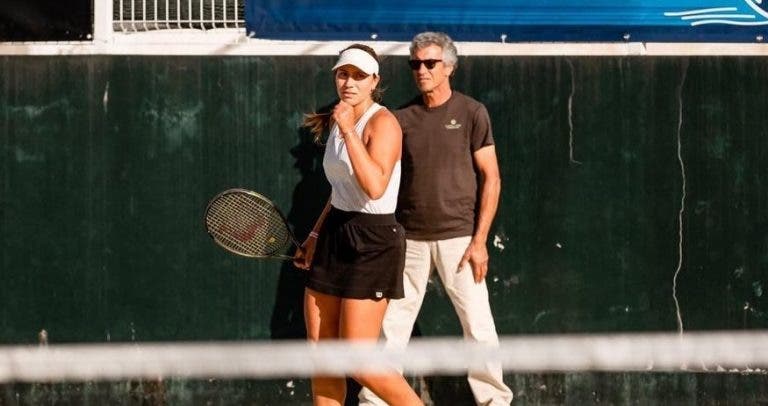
293, 235, 318, 270
332, 100, 356, 136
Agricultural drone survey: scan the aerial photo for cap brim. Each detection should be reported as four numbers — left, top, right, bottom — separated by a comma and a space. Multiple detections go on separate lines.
331, 48, 379, 75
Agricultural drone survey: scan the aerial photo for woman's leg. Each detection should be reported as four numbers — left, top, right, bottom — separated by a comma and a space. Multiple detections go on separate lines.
340, 298, 424, 406
305, 288, 346, 406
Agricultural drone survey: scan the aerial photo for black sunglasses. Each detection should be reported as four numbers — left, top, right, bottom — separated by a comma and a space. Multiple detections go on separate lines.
408, 59, 442, 70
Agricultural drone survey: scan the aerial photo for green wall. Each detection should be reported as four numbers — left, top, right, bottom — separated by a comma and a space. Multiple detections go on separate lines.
1, 55, 767, 404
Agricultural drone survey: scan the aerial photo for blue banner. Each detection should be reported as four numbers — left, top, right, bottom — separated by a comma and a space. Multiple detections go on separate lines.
245, 1, 768, 42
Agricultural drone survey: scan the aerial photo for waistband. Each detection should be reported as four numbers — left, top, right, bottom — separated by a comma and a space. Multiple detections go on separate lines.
327, 206, 397, 226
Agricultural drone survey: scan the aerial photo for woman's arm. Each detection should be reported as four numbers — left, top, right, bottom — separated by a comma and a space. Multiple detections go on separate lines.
334, 102, 402, 199
293, 199, 332, 270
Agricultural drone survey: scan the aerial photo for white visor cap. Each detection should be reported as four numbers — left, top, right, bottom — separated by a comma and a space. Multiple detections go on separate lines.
331, 48, 379, 76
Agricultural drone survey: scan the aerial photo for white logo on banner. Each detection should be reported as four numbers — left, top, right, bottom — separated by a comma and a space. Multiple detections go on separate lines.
664, 0, 768, 25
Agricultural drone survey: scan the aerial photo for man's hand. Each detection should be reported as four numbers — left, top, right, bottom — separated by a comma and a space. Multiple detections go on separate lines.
458, 239, 489, 283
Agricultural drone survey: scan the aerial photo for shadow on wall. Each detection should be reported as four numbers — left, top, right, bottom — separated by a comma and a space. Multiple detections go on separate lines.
269, 102, 332, 341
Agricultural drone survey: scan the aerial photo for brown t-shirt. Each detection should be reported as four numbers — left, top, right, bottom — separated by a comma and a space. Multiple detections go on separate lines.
395, 91, 494, 240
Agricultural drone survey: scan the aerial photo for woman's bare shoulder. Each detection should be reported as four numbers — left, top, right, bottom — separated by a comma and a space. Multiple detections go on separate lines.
369, 107, 400, 130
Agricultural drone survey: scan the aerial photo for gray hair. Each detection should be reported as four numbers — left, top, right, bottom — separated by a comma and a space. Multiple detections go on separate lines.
410, 32, 458, 68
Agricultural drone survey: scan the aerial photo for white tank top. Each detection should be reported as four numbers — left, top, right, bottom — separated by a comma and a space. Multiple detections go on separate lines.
323, 103, 401, 214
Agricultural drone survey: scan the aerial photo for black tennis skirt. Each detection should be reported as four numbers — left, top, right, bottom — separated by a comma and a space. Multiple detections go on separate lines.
306, 207, 405, 300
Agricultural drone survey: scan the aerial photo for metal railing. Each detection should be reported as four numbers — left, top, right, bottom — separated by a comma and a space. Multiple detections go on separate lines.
113, 0, 244, 32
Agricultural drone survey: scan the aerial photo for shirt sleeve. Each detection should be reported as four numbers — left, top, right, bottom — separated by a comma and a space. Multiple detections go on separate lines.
470, 103, 494, 152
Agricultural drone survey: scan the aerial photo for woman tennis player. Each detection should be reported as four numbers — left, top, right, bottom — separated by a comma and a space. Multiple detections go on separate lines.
294, 44, 422, 405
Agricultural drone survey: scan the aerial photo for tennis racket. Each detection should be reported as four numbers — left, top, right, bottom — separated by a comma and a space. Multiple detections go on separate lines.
204, 188, 301, 260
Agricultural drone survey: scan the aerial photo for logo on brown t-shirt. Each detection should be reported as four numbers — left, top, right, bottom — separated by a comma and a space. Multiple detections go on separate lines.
444, 119, 462, 130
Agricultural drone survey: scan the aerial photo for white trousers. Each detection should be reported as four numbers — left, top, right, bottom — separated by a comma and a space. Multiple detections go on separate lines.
358, 236, 513, 406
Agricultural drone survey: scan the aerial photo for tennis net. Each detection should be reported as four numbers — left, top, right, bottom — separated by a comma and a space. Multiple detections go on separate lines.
2, 330, 766, 383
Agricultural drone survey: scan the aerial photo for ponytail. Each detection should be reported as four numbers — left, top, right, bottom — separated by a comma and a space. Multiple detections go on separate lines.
302, 112, 332, 144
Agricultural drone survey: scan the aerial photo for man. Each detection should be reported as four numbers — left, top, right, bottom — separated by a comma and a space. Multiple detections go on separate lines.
359, 32, 513, 405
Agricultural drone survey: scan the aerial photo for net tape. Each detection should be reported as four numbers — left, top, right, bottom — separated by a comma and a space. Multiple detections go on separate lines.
1, 331, 767, 382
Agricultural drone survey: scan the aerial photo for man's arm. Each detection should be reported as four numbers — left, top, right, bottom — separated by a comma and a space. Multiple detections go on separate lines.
458, 145, 501, 283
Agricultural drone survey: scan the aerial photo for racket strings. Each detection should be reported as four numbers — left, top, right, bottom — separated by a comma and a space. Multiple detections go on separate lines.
206, 193, 292, 257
